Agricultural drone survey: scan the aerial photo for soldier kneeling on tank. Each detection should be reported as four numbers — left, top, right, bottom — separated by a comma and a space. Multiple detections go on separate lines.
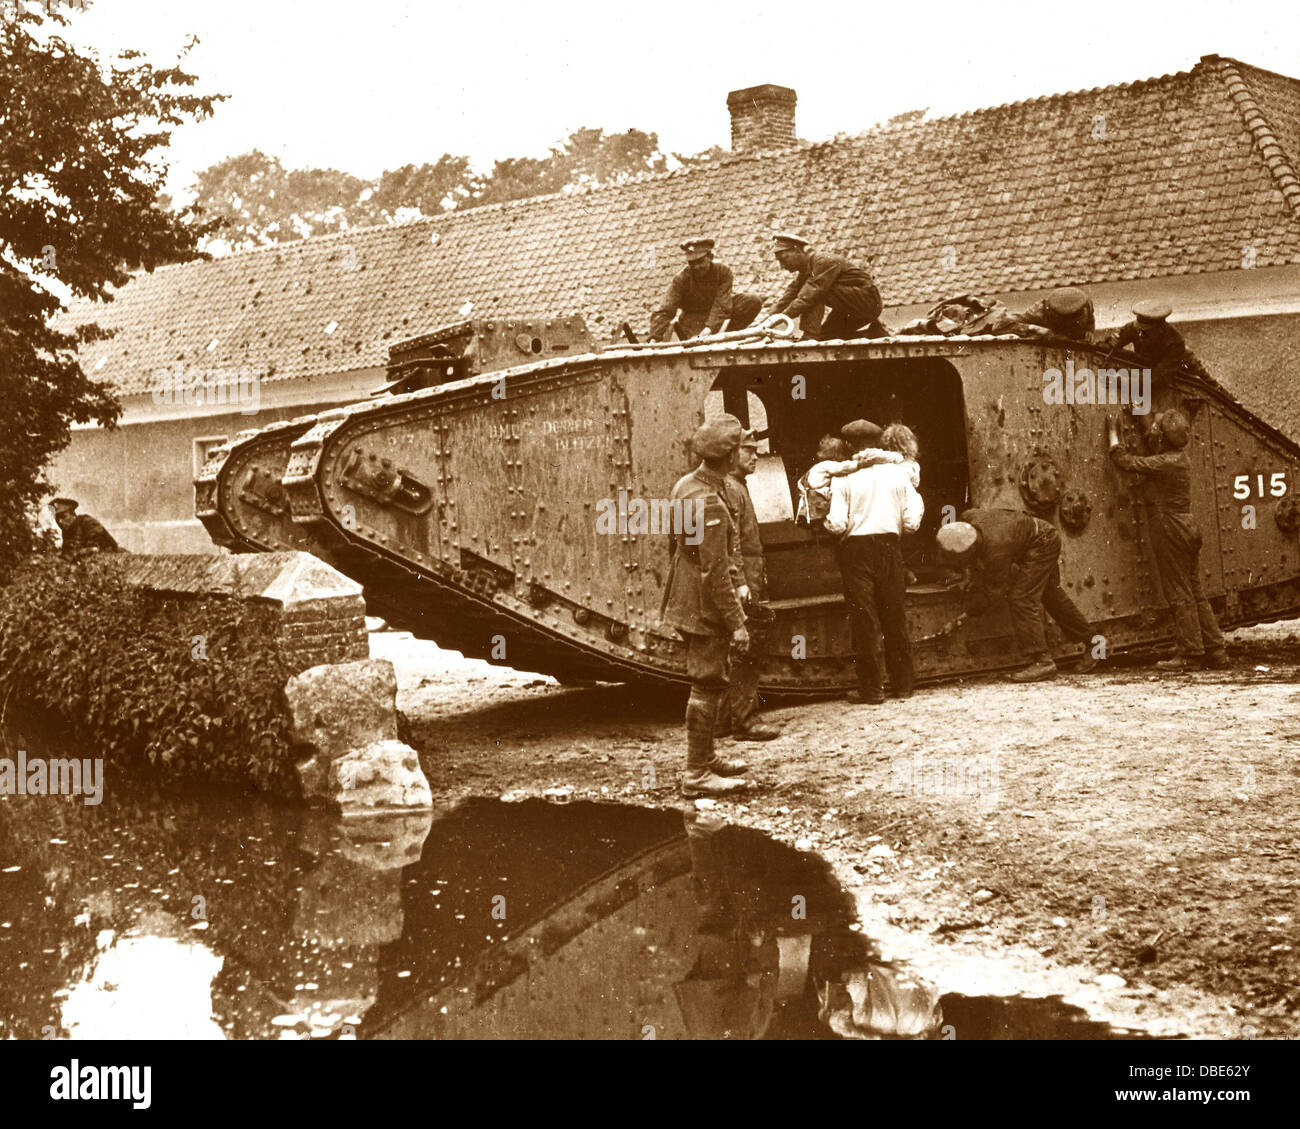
659, 415, 755, 798
936, 510, 1098, 683
1107, 408, 1230, 671
51, 497, 122, 555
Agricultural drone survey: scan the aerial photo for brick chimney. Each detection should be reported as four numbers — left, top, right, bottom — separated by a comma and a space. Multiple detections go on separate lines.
726, 84, 797, 152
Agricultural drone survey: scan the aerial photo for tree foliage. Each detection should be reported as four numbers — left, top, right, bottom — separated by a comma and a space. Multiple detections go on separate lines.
193, 127, 681, 246
0, 8, 222, 577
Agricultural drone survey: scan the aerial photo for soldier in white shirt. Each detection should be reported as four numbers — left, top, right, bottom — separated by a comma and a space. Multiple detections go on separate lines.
825, 420, 924, 703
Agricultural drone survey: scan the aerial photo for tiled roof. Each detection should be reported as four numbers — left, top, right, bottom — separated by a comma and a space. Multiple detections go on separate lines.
61, 55, 1300, 398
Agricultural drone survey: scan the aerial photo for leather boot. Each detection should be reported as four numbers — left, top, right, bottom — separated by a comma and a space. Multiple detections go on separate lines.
706, 754, 750, 776
1203, 649, 1231, 670
732, 723, 782, 741
1156, 656, 1196, 671
682, 689, 749, 796
1009, 659, 1057, 683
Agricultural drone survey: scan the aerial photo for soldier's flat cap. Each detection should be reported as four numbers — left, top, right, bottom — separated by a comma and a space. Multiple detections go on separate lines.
1132, 300, 1172, 322
739, 428, 760, 450
936, 521, 979, 556
692, 414, 745, 459
680, 238, 715, 260
841, 419, 883, 446
772, 232, 811, 251
1155, 409, 1190, 450
1046, 287, 1090, 316
51, 497, 79, 512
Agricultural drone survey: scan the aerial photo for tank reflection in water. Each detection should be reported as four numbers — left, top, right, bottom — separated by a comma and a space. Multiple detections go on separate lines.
0, 782, 1156, 1040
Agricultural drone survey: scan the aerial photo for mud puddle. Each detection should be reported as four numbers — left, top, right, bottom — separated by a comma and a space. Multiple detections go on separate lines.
0, 776, 1165, 1040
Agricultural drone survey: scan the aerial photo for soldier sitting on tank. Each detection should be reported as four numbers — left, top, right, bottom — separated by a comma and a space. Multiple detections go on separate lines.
936, 510, 1097, 683
648, 238, 764, 342
659, 415, 758, 798
1107, 409, 1230, 671
51, 497, 122, 555
759, 233, 887, 341
991, 286, 1096, 340
1101, 300, 1212, 384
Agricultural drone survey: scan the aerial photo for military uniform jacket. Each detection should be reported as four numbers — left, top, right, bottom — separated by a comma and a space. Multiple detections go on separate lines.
960, 508, 1054, 612
1114, 320, 1188, 366
772, 252, 879, 320
60, 514, 121, 553
1109, 447, 1192, 513
659, 467, 747, 637
722, 472, 765, 596
649, 263, 743, 340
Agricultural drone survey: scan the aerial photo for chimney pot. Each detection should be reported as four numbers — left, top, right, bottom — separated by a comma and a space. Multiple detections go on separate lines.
726, 84, 797, 152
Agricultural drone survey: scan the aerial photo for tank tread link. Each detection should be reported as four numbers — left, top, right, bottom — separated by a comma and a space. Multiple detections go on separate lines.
200, 321, 1300, 691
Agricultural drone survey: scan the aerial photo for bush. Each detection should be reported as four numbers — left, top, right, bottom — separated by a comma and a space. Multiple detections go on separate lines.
0, 555, 298, 795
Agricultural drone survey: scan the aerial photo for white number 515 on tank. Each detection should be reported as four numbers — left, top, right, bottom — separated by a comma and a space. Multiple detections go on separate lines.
1232, 471, 1289, 499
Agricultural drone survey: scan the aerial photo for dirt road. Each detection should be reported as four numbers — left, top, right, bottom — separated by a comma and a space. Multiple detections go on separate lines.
373, 621, 1300, 1040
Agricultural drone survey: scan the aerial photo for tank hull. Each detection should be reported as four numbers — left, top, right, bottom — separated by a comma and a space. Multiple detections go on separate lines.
201, 335, 1300, 690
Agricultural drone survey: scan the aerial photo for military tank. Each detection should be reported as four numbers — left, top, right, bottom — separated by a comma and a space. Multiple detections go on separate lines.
197, 315, 1300, 691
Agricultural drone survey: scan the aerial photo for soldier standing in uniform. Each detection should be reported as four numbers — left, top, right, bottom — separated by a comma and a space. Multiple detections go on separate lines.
1107, 409, 1230, 671
648, 238, 764, 342
51, 498, 121, 554
1102, 300, 1212, 382
659, 415, 754, 797
760, 233, 886, 341
717, 430, 782, 742
936, 510, 1097, 683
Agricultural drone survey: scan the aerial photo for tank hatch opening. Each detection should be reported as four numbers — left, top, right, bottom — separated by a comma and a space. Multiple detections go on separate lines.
706, 356, 970, 603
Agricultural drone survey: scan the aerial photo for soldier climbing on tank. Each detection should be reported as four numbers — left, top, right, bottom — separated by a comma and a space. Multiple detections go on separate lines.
648, 238, 764, 342
936, 510, 1098, 683
992, 286, 1096, 339
1101, 300, 1212, 384
759, 233, 886, 341
717, 429, 782, 743
659, 415, 756, 797
51, 498, 122, 555
1107, 409, 1230, 671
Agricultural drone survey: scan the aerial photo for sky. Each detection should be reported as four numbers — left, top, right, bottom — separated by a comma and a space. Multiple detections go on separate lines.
34, 0, 1300, 199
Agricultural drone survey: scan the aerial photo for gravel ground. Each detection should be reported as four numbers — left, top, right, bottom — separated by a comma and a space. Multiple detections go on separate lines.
371, 619, 1300, 1039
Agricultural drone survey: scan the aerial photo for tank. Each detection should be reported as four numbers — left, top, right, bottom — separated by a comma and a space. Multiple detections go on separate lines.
197, 320, 1300, 690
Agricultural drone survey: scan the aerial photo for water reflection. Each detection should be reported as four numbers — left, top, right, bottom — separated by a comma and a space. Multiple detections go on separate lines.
0, 765, 1153, 1040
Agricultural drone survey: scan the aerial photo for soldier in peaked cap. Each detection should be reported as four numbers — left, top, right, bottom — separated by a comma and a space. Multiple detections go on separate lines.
51, 497, 122, 555
1103, 300, 1212, 383
1107, 408, 1229, 671
717, 429, 782, 743
659, 415, 757, 797
994, 286, 1096, 340
761, 233, 886, 341
648, 238, 764, 342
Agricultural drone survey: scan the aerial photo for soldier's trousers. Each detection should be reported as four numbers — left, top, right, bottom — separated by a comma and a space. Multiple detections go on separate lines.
836, 534, 913, 696
718, 610, 770, 733
1008, 526, 1093, 661
1148, 511, 1225, 657
676, 293, 763, 338
683, 632, 731, 773
797, 286, 884, 341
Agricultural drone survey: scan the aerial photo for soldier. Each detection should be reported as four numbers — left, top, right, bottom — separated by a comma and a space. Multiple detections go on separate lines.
992, 286, 1095, 339
51, 498, 121, 554
717, 430, 782, 742
1102, 300, 1212, 382
936, 510, 1097, 683
659, 415, 754, 797
1107, 409, 1229, 671
760, 233, 886, 341
648, 238, 764, 342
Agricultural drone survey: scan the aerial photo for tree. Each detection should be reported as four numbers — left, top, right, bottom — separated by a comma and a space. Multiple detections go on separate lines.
474, 127, 668, 205
0, 8, 222, 576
